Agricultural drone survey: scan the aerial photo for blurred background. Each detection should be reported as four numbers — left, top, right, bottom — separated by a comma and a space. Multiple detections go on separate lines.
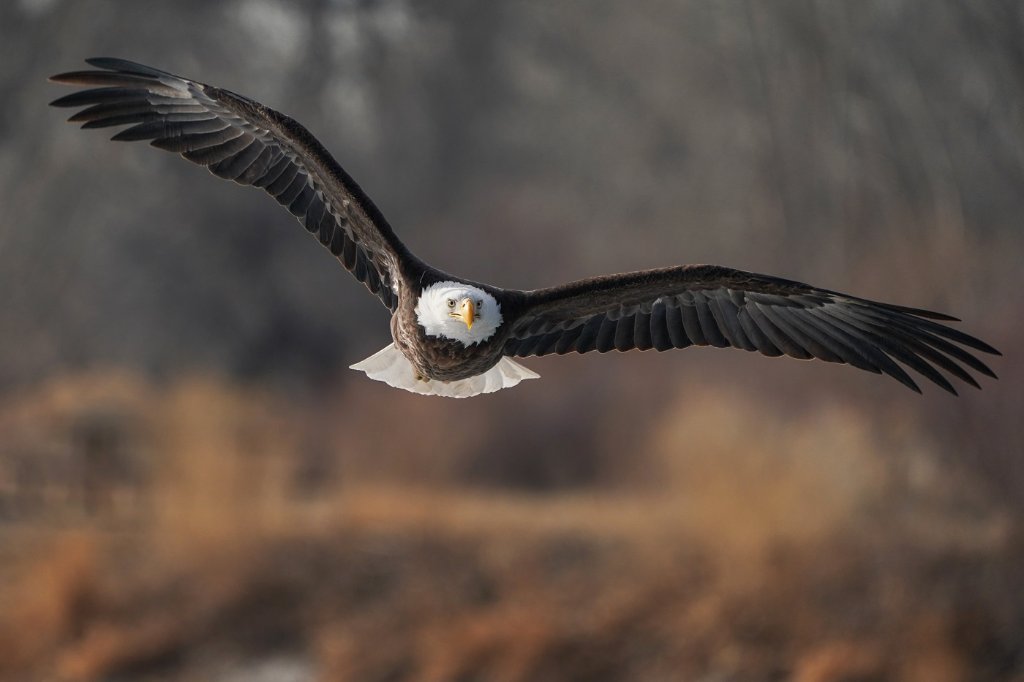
1, 1, 1023, 680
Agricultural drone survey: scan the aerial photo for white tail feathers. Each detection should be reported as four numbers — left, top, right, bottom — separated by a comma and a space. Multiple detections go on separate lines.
350, 344, 539, 398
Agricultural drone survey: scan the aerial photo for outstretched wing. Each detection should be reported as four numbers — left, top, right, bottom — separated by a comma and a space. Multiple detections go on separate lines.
50, 58, 414, 310
504, 265, 999, 395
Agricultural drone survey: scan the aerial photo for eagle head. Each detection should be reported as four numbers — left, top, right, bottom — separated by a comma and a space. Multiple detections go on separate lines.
415, 281, 503, 346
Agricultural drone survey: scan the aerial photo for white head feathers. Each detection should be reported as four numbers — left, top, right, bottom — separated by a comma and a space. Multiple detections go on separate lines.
415, 281, 503, 346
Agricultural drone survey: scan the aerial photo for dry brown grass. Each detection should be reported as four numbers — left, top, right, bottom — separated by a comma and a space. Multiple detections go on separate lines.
0, 372, 1020, 681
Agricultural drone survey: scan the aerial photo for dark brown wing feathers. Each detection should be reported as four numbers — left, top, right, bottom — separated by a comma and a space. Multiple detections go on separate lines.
505, 265, 999, 395
50, 58, 409, 310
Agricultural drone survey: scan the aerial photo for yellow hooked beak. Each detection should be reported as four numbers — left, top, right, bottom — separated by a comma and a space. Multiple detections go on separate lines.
457, 297, 475, 330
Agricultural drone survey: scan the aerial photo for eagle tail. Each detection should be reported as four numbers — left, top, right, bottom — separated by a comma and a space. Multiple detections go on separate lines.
350, 344, 539, 398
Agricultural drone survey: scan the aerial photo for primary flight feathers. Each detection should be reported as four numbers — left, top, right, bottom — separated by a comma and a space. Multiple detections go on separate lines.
51, 58, 999, 398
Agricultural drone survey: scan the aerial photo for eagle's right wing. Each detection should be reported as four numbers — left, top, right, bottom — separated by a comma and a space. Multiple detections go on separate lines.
51, 58, 414, 310
504, 264, 999, 395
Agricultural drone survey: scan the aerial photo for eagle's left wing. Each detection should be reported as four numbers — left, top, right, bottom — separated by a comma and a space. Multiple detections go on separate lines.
503, 265, 999, 395
50, 58, 417, 310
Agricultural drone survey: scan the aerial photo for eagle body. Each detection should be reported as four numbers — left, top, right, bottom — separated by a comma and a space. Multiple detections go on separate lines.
391, 308, 508, 382
389, 275, 518, 373
50, 59, 1000, 398
347, 275, 536, 397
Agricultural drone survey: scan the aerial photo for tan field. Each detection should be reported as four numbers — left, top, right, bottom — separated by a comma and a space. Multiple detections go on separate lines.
1, 370, 1020, 681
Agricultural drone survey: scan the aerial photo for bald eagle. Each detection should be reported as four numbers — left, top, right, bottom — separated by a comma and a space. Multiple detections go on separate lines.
51, 59, 999, 398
